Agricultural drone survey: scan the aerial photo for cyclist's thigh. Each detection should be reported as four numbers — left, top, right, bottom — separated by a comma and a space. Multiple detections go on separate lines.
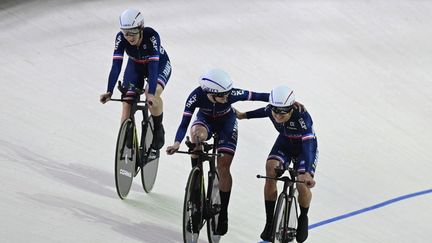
267, 134, 291, 166
191, 116, 213, 141
216, 116, 238, 156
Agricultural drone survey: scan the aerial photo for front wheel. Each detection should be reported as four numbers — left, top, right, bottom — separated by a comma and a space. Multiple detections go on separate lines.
114, 118, 137, 199
272, 193, 298, 243
183, 167, 205, 243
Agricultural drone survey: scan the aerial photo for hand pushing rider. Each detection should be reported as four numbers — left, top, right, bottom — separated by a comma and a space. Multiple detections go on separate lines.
100, 8, 172, 153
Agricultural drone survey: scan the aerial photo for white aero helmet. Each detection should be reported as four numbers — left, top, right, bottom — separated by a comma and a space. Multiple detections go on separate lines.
269, 85, 295, 107
119, 9, 144, 30
199, 69, 233, 94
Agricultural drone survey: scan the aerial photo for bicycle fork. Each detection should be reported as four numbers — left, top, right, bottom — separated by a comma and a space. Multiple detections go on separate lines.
204, 172, 221, 220
121, 124, 137, 162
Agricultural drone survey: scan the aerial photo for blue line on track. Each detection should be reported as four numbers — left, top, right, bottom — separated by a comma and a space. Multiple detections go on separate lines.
309, 188, 432, 230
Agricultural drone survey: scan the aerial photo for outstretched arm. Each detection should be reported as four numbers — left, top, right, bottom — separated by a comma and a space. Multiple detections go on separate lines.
165, 110, 193, 155
230, 89, 269, 103
233, 107, 247, 120
234, 107, 268, 120
245, 107, 268, 119
299, 112, 317, 187
101, 33, 125, 104
166, 92, 198, 155
107, 33, 125, 93
146, 30, 161, 96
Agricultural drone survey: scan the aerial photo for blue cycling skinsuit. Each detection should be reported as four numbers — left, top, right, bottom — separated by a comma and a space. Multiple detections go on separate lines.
245, 105, 318, 175
106, 27, 171, 95
173, 88, 269, 155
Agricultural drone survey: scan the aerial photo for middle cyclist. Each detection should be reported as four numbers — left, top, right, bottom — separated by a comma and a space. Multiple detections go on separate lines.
166, 68, 269, 236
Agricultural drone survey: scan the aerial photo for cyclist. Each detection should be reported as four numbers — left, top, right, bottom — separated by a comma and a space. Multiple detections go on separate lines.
99, 8, 172, 154
236, 85, 318, 242
166, 68, 269, 235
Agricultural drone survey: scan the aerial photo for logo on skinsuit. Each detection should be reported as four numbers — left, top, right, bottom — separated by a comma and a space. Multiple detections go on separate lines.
299, 118, 307, 130
150, 36, 158, 50
115, 35, 122, 50
231, 90, 244, 96
186, 94, 197, 108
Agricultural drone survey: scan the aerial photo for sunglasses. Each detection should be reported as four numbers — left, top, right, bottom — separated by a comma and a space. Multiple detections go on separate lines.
211, 90, 231, 97
121, 28, 140, 37
270, 105, 293, 114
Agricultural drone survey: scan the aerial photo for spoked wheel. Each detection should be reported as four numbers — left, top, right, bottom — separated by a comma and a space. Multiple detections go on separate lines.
114, 118, 137, 199
207, 173, 221, 243
272, 193, 298, 243
183, 167, 205, 243
141, 116, 159, 193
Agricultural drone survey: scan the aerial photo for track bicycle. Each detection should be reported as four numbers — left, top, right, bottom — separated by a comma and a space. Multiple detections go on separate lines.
175, 134, 223, 243
257, 166, 303, 243
110, 81, 160, 199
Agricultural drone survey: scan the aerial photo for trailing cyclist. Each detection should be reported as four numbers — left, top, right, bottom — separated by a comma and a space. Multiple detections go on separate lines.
236, 85, 318, 242
166, 68, 269, 236
100, 8, 172, 156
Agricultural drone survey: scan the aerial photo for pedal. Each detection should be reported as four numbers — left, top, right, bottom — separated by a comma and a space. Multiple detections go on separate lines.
205, 203, 221, 219
147, 148, 160, 161
287, 227, 296, 239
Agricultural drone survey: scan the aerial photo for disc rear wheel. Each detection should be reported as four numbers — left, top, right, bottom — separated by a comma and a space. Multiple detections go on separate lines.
141, 116, 159, 193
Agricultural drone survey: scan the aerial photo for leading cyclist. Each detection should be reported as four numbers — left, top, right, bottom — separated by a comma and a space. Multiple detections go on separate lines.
100, 8, 172, 155
166, 68, 269, 236
236, 85, 318, 242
